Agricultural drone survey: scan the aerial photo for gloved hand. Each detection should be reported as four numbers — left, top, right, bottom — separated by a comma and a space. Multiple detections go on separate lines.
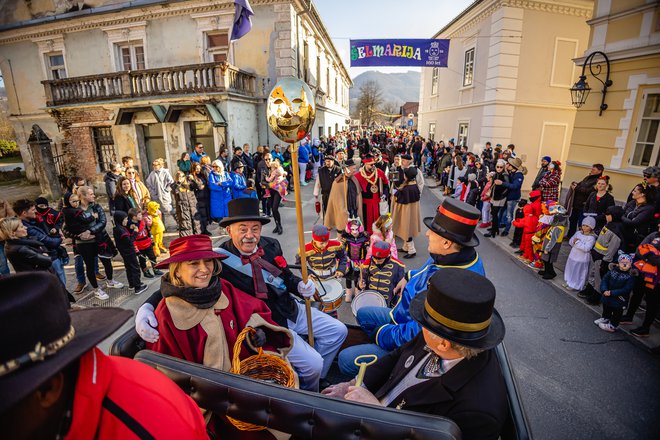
136, 303, 160, 343
249, 327, 267, 348
297, 279, 316, 298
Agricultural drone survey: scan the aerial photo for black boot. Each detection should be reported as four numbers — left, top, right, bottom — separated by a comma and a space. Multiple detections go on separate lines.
276, 222, 283, 235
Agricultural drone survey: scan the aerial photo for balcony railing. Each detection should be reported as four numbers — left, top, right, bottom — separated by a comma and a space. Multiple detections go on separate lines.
42, 62, 260, 106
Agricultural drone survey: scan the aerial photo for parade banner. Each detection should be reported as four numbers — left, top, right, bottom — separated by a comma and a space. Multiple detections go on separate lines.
350, 39, 449, 67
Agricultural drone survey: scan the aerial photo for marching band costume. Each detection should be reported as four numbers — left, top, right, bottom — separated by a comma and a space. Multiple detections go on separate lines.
298, 225, 349, 280
360, 240, 405, 305
337, 199, 485, 376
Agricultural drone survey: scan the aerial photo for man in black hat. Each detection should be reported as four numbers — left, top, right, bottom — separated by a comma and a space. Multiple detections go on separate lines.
138, 198, 347, 391
0, 272, 207, 439
324, 268, 507, 439
313, 154, 341, 217
337, 198, 485, 375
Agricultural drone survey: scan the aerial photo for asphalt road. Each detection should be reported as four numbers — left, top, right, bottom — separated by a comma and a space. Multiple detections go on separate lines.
99, 180, 660, 439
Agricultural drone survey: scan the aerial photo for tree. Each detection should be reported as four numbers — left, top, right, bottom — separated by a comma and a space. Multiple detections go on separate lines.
380, 100, 399, 125
355, 80, 382, 127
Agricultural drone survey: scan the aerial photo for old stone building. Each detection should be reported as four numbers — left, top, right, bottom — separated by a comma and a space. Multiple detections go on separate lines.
0, 0, 351, 188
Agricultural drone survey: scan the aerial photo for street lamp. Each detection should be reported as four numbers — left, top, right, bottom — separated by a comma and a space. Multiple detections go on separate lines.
570, 51, 612, 116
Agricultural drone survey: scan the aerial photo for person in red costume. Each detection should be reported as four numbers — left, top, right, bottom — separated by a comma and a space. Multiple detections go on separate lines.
354, 155, 389, 234
146, 234, 293, 438
513, 190, 542, 263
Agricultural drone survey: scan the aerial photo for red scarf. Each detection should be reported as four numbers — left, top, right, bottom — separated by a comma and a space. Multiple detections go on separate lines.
240, 247, 282, 299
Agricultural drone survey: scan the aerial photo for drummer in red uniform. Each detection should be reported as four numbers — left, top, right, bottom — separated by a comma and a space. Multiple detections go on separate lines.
359, 240, 405, 307
354, 154, 389, 234
298, 224, 348, 280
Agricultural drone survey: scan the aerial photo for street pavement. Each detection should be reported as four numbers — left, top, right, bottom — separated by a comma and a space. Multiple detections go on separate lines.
94, 179, 660, 440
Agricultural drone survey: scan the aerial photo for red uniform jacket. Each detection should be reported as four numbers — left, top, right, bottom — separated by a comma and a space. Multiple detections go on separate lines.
65, 348, 207, 440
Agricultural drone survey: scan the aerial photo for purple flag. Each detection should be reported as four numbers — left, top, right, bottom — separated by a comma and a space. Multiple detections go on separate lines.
231, 0, 254, 41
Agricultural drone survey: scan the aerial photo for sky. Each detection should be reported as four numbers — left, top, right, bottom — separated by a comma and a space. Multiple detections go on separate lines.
313, 0, 475, 78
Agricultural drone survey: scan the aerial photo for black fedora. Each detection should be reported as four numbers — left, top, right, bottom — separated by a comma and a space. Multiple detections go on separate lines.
0, 272, 132, 413
219, 198, 271, 227
423, 198, 480, 247
409, 268, 505, 350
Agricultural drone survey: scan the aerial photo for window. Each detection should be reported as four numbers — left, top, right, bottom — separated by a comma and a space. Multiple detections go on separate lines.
92, 127, 117, 172
326, 67, 331, 97
328, 126, 332, 137
302, 41, 309, 82
431, 68, 438, 95
117, 42, 145, 70
316, 55, 321, 87
318, 126, 324, 137
463, 48, 475, 87
46, 52, 67, 79
335, 77, 338, 102
206, 32, 229, 62
189, 121, 214, 153
458, 122, 469, 147
429, 123, 436, 141
631, 92, 660, 167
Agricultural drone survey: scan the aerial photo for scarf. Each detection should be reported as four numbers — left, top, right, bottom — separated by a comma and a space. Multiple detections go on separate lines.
240, 247, 282, 299
160, 275, 222, 309
130, 179, 143, 202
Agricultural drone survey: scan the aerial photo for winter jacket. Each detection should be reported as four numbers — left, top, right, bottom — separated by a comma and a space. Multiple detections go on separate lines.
503, 171, 524, 201
35, 207, 64, 234
622, 201, 655, 249
134, 219, 153, 251
600, 265, 635, 308
512, 202, 541, 234
208, 171, 233, 219
113, 194, 138, 214
583, 191, 615, 233
112, 211, 137, 256
298, 143, 311, 163
62, 206, 95, 237
532, 165, 549, 190
592, 222, 624, 262
104, 172, 121, 213
172, 182, 201, 236
64, 348, 207, 440
572, 173, 602, 208
491, 172, 510, 202
4, 238, 52, 271
190, 173, 209, 227
177, 159, 192, 174
538, 170, 561, 202
22, 219, 62, 259
230, 172, 248, 199
146, 169, 175, 213
480, 180, 493, 202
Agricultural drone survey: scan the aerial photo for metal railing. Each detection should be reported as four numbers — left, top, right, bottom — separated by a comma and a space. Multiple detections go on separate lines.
42, 62, 259, 106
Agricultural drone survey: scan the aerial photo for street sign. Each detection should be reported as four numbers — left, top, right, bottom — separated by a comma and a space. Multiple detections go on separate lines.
407, 119, 413, 127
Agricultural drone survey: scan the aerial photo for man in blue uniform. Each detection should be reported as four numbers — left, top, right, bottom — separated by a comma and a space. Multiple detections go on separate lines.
338, 198, 485, 376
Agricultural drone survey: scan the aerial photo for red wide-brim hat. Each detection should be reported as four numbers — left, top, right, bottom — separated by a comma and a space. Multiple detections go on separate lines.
155, 234, 228, 269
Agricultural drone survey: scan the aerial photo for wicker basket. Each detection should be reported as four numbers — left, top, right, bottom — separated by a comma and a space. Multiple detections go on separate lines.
227, 327, 296, 431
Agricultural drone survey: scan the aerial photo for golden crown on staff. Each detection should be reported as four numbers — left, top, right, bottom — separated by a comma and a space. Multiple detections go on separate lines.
266, 77, 316, 346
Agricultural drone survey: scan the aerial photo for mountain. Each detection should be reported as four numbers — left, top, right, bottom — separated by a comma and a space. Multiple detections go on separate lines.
349, 71, 420, 114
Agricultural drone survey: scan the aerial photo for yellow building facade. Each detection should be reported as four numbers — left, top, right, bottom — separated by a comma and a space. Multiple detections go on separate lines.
564, 0, 660, 201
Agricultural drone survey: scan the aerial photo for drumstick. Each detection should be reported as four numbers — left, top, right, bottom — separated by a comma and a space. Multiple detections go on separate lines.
354, 354, 378, 387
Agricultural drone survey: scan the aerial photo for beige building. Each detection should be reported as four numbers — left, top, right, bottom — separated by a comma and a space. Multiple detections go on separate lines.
564, 0, 660, 202
0, 0, 351, 186
418, 0, 593, 190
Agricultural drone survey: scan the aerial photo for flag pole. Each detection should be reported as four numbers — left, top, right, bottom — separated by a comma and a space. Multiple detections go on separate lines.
290, 141, 314, 346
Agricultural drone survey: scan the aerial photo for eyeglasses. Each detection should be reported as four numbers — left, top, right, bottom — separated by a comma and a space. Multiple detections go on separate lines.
70, 199, 80, 203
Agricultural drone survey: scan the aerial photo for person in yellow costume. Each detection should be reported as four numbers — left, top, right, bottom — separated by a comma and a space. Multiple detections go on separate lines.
146, 201, 166, 257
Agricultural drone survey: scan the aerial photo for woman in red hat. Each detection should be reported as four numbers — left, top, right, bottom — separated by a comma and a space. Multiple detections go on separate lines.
146, 234, 293, 437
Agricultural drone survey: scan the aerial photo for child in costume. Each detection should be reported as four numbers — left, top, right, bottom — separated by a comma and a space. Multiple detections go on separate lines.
128, 208, 163, 278
340, 218, 369, 302
510, 199, 528, 249
539, 204, 567, 280
367, 214, 398, 259
563, 216, 597, 290
530, 200, 556, 269
359, 240, 405, 307
145, 200, 166, 257
596, 252, 636, 332
513, 191, 542, 262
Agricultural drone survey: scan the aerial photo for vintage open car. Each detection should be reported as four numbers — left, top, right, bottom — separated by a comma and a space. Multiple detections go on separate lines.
111, 321, 531, 440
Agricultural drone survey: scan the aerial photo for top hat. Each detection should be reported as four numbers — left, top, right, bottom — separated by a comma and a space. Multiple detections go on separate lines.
423, 198, 481, 247
409, 268, 505, 350
219, 198, 271, 227
155, 234, 229, 268
0, 272, 132, 413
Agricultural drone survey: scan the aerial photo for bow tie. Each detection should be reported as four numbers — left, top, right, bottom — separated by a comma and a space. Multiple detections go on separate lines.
240, 248, 282, 299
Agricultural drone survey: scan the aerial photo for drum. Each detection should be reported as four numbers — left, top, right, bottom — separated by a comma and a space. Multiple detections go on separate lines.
314, 279, 343, 313
351, 290, 387, 317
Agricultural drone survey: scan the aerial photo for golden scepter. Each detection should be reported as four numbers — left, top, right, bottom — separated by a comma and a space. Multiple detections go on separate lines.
266, 78, 316, 346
